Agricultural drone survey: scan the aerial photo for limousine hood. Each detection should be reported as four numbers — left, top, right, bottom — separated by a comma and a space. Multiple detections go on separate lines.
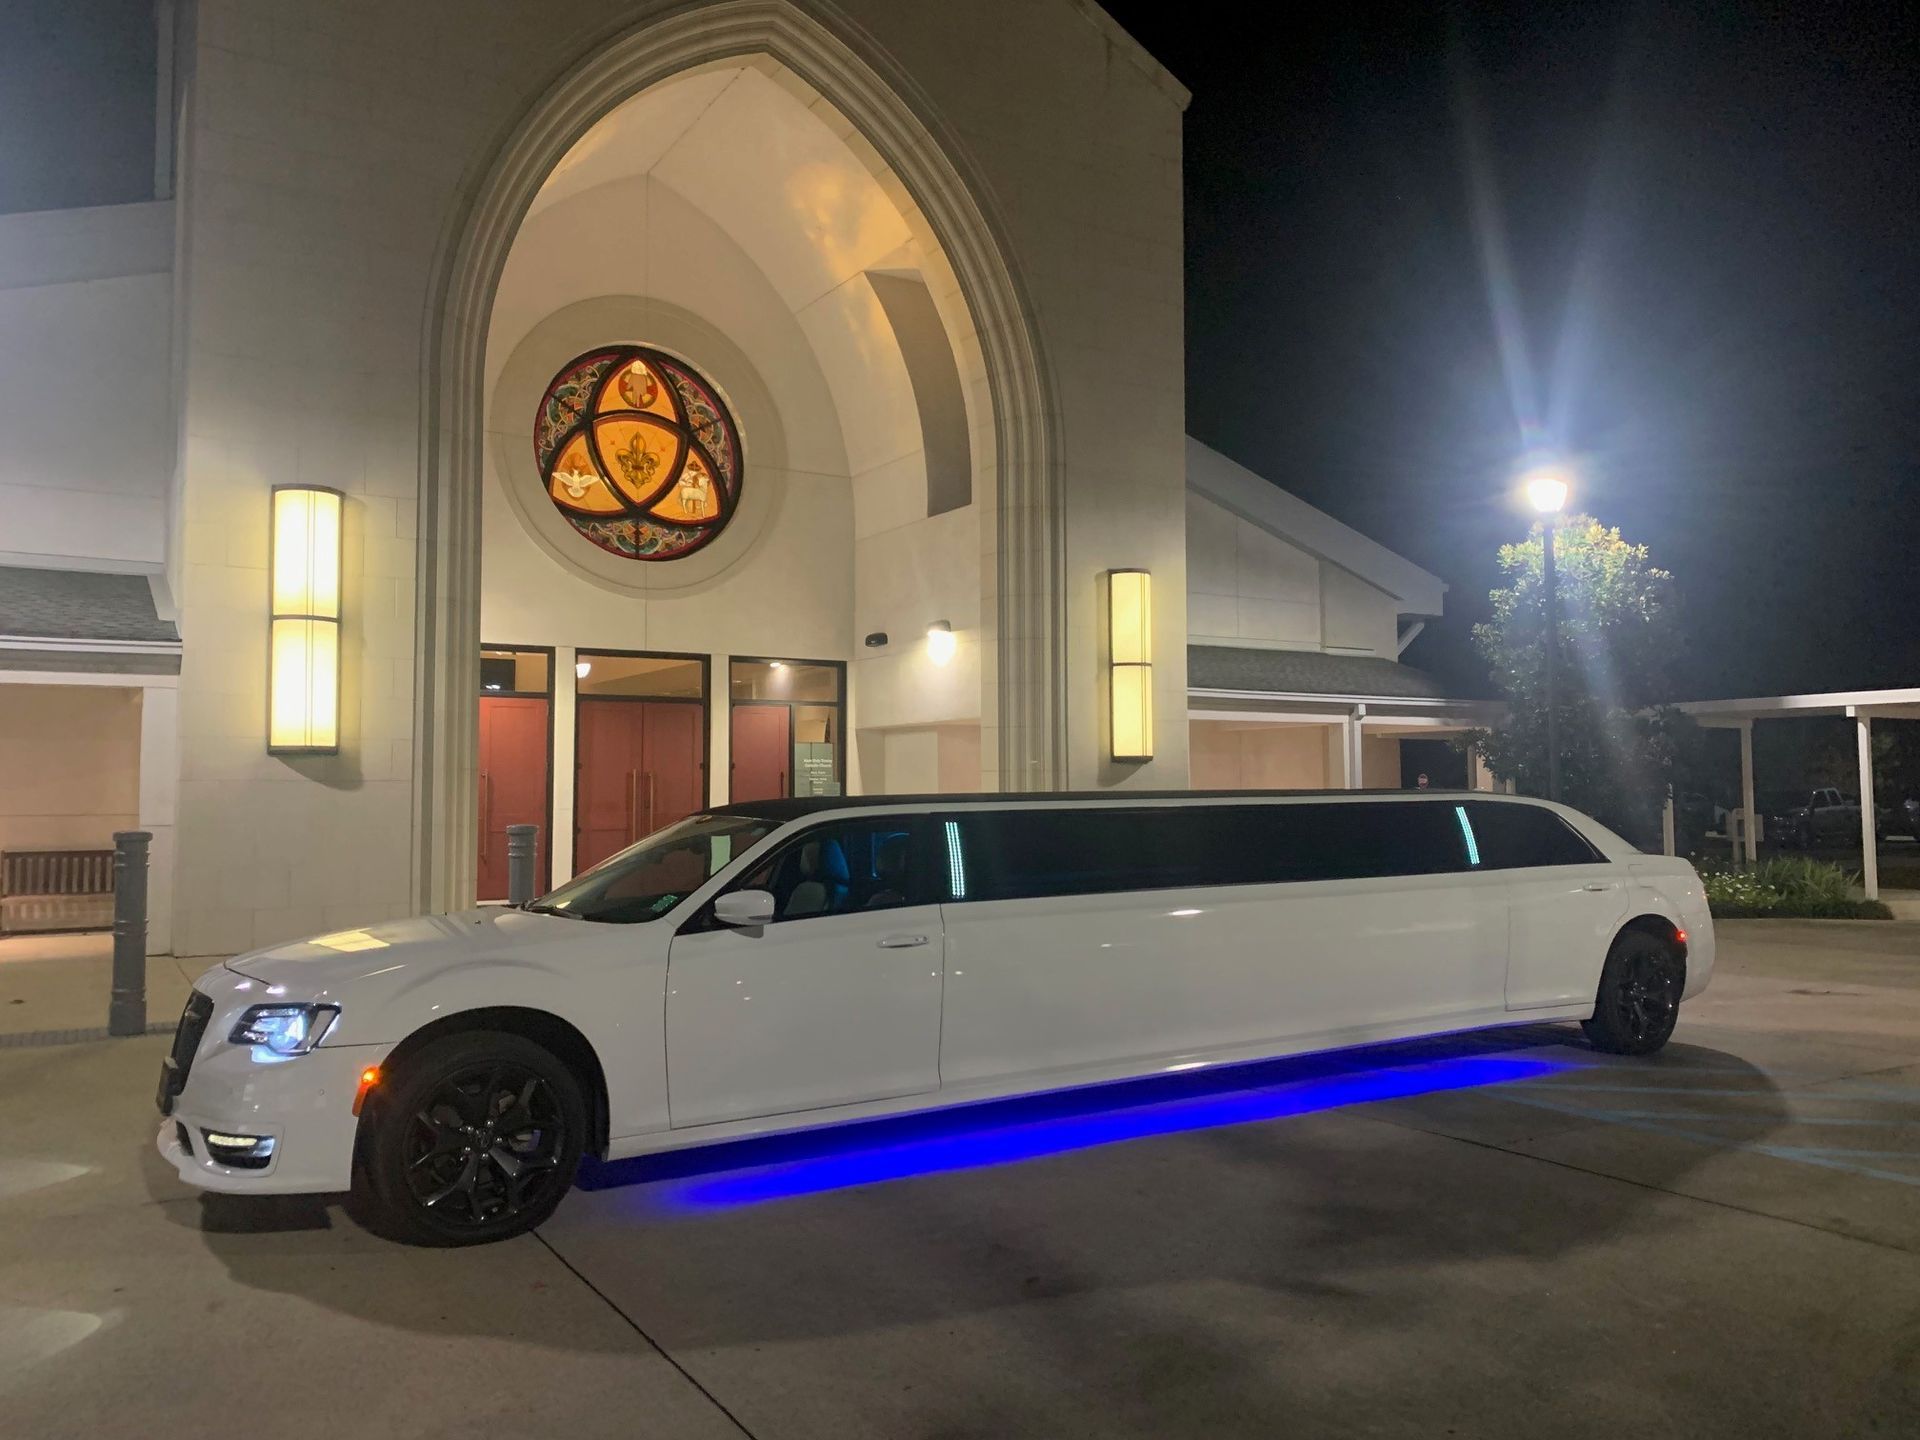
223, 907, 582, 992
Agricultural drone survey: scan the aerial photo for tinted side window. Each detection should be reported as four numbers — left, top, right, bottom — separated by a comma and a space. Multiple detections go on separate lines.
944, 801, 1472, 903
1463, 802, 1603, 868
736, 817, 923, 921
1242, 802, 1473, 883
945, 809, 1199, 902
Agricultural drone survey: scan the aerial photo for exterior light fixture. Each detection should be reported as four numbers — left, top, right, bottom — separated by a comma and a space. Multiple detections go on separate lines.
1108, 569, 1152, 761
575, 660, 592, 679
1522, 467, 1570, 515
268, 486, 343, 753
864, 631, 889, 649
926, 620, 956, 666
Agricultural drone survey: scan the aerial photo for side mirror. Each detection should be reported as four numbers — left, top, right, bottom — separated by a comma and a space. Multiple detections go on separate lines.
714, 889, 775, 932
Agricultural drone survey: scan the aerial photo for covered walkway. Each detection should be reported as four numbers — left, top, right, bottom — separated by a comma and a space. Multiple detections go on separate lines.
1676, 687, 1920, 899
1188, 645, 1503, 791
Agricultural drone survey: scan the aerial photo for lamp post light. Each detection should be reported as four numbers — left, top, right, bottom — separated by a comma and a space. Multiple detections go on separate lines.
1523, 468, 1571, 802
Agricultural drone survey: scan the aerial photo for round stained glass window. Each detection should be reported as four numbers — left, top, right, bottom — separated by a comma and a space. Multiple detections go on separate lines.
533, 346, 743, 561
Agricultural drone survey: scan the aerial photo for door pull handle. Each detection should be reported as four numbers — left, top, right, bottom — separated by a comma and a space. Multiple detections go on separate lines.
1583, 882, 1614, 892
878, 935, 930, 949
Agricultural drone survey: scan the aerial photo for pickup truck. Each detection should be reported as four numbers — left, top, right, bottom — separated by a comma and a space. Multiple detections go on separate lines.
1760, 787, 1888, 848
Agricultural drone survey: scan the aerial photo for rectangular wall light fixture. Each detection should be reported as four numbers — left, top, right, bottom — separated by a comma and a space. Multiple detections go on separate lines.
268, 486, 343, 753
1108, 568, 1152, 762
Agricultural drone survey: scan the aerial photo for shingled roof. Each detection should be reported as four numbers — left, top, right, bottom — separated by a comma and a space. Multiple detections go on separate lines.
0, 566, 179, 644
1188, 645, 1450, 699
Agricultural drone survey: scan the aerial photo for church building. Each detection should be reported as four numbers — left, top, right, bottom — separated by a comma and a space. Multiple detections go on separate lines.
0, 1, 1488, 956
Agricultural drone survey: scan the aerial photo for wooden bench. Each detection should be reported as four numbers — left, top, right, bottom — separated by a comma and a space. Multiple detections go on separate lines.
0, 849, 116, 937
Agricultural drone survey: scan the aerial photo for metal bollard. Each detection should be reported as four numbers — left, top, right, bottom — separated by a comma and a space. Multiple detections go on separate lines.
109, 830, 151, 1037
505, 824, 539, 907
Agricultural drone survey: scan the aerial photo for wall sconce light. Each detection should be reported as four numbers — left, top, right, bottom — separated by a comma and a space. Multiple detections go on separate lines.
863, 631, 889, 649
268, 486, 343, 754
926, 620, 956, 666
1108, 569, 1152, 762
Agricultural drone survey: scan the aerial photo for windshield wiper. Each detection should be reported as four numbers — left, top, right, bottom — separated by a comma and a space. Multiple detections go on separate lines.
518, 900, 581, 919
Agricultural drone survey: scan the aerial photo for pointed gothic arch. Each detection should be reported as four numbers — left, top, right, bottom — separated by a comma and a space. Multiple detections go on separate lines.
410, 0, 1064, 910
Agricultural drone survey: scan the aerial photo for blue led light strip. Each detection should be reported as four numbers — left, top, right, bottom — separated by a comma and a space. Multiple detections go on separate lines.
1455, 805, 1481, 866
645, 1049, 1567, 1211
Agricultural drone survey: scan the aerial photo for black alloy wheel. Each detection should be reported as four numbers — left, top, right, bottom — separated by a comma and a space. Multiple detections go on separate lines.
1582, 930, 1684, 1056
359, 1031, 586, 1246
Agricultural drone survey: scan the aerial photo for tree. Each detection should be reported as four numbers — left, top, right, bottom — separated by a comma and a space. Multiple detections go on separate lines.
1465, 515, 1703, 845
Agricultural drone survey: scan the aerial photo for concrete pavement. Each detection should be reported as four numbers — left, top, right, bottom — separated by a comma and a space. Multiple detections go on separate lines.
0, 932, 197, 1042
1, 920, 1916, 1437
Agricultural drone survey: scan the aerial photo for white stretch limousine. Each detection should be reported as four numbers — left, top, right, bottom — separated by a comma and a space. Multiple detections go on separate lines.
157, 791, 1712, 1244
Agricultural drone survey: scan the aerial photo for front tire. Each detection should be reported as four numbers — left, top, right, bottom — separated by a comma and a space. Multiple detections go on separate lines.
1581, 929, 1684, 1056
357, 1031, 585, 1246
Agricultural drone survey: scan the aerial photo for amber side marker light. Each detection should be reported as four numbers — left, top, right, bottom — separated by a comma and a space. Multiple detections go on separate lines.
352, 1066, 380, 1116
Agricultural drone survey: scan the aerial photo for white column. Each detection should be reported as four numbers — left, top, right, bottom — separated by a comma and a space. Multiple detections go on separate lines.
709, 651, 730, 807
137, 681, 180, 955
1739, 719, 1758, 864
1468, 744, 1495, 792
551, 647, 577, 887
1855, 708, 1878, 901
1343, 706, 1365, 790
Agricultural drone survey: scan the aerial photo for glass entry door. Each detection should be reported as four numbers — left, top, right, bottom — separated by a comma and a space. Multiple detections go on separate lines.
728, 657, 845, 801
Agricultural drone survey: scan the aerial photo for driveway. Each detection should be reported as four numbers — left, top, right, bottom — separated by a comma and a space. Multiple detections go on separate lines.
3, 921, 1918, 1438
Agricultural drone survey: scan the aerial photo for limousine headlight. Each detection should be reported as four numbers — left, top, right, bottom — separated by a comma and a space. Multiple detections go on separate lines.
229, 1003, 339, 1057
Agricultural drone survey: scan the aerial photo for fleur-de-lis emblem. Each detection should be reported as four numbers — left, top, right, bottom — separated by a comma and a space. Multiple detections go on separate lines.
554, 466, 600, 500
614, 433, 658, 490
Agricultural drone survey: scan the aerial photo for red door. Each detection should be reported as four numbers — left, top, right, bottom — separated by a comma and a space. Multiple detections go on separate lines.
477, 696, 549, 901
731, 704, 790, 803
576, 700, 706, 874
643, 702, 704, 832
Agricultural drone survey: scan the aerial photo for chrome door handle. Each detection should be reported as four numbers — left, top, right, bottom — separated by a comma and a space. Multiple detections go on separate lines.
1583, 882, 1614, 892
878, 934, 929, 949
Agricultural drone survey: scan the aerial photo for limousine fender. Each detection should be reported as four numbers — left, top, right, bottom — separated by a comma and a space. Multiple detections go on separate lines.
1623, 858, 1716, 1000
353, 966, 660, 1157
224, 909, 671, 1153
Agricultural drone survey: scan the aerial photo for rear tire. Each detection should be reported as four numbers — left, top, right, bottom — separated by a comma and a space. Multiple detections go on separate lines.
1581, 929, 1684, 1056
356, 1031, 585, 1246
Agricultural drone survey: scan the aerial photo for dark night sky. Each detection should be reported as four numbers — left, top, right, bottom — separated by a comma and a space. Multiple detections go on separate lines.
1105, 0, 1919, 700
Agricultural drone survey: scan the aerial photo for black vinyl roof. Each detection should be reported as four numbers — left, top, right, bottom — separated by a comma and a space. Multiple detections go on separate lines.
709, 789, 1523, 822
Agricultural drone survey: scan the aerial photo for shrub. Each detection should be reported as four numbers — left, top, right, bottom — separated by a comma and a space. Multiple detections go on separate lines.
1699, 857, 1893, 919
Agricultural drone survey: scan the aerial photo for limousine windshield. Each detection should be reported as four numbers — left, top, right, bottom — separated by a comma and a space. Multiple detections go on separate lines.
534, 795, 1610, 925
532, 813, 778, 923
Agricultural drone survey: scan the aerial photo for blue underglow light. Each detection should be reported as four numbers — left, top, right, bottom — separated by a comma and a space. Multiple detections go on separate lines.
944, 820, 966, 899
631, 1045, 1568, 1213
1456, 805, 1481, 866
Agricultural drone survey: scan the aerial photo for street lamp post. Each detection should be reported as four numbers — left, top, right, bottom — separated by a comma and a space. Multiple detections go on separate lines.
1523, 469, 1570, 803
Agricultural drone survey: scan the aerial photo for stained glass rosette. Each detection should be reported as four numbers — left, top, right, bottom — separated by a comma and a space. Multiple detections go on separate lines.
534, 346, 743, 560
